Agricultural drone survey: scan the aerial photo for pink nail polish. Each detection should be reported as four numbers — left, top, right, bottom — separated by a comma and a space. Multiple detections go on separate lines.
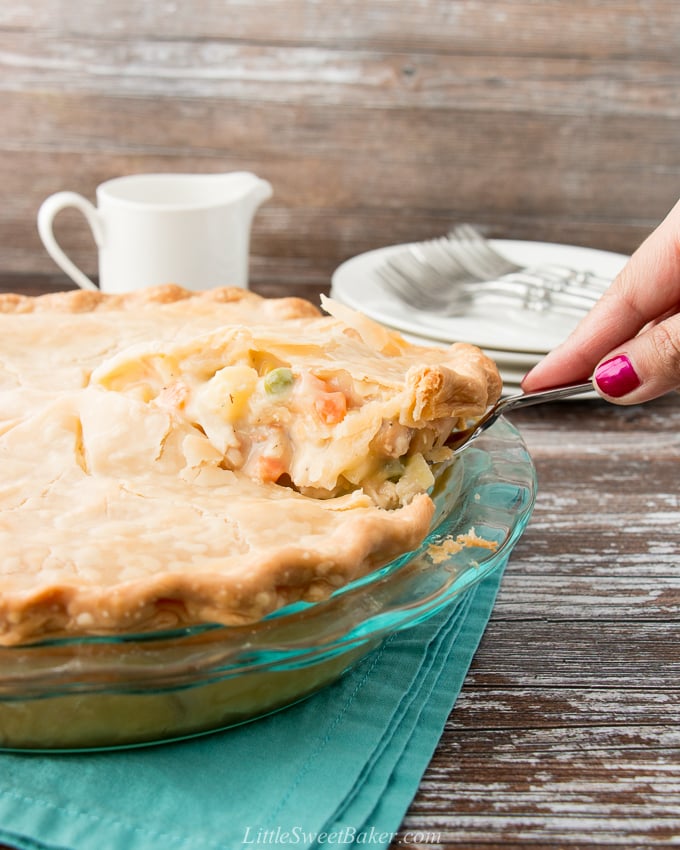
594, 355, 641, 398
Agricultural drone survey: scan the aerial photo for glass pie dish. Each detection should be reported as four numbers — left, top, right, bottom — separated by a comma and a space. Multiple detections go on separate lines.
0, 417, 535, 751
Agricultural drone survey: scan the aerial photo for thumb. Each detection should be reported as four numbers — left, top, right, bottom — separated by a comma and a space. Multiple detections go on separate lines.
592, 312, 680, 403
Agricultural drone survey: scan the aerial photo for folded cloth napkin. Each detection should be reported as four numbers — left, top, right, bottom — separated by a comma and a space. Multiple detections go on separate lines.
0, 560, 506, 850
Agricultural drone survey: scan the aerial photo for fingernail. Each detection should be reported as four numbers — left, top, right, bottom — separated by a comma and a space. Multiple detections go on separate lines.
594, 354, 641, 398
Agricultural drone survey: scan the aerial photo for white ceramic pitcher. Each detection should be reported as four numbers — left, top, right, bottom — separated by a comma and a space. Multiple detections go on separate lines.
37, 172, 273, 293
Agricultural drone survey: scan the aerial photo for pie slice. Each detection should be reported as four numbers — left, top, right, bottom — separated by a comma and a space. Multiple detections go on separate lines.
0, 286, 501, 645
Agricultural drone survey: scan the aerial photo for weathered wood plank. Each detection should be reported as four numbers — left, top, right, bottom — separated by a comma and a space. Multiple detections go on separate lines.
492, 573, 680, 620
451, 685, 680, 729
3, 33, 680, 116
462, 618, 680, 688
2, 0, 678, 61
402, 720, 680, 846
6, 95, 678, 206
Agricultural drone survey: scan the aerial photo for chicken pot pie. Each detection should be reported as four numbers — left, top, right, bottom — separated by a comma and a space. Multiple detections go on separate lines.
0, 285, 501, 646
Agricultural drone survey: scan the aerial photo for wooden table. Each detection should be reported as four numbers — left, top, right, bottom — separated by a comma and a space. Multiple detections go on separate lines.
405, 392, 680, 849
2, 275, 680, 849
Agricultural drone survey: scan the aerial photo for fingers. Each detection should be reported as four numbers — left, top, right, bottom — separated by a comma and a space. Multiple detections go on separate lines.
522, 197, 680, 399
520, 265, 657, 391
521, 287, 640, 391
592, 312, 680, 403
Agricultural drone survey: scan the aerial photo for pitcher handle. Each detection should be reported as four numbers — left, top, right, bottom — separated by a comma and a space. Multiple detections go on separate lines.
37, 192, 104, 291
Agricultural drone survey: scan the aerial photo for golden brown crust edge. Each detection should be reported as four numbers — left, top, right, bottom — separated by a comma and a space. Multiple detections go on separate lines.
0, 284, 322, 320
0, 494, 434, 646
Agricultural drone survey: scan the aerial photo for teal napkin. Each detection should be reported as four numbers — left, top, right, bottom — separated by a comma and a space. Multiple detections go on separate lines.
0, 560, 506, 850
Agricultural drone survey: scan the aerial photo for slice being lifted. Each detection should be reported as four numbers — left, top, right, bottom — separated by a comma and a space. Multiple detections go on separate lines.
0, 286, 501, 645
90, 293, 501, 507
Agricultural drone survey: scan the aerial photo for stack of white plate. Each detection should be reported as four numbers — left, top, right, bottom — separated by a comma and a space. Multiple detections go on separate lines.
330, 239, 628, 394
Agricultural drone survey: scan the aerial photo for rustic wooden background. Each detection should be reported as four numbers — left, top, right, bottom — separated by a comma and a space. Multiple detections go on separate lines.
2, 0, 680, 291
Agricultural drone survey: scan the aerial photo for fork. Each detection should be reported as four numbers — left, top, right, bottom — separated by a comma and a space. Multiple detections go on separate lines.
376, 225, 611, 316
378, 253, 608, 316
445, 223, 522, 279
447, 380, 594, 454
446, 224, 611, 295
376, 260, 603, 316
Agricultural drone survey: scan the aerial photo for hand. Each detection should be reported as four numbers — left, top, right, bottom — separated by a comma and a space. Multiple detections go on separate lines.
521, 197, 680, 404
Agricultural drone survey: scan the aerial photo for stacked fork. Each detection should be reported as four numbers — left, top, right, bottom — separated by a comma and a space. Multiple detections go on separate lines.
375, 224, 611, 317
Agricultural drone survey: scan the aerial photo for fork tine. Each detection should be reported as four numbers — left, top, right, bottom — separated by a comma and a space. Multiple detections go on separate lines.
446, 225, 520, 279
445, 227, 495, 277
447, 226, 611, 294
375, 262, 468, 312
411, 238, 478, 282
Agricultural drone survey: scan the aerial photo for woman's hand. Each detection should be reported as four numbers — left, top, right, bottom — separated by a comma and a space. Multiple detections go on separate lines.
521, 197, 680, 404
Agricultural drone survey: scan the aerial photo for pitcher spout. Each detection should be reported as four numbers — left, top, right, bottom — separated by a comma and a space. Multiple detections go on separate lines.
223, 171, 273, 214
249, 175, 274, 209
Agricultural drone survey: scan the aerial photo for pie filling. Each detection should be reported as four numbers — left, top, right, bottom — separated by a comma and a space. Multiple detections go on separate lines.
0, 286, 501, 645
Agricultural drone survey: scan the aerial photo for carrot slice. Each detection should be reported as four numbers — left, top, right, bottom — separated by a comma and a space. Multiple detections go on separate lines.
314, 392, 347, 424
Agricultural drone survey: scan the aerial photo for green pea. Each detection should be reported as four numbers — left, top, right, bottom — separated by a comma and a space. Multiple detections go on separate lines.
264, 367, 294, 394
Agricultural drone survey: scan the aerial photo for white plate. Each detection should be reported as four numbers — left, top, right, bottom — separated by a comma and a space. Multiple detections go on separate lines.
399, 329, 541, 369
331, 239, 628, 354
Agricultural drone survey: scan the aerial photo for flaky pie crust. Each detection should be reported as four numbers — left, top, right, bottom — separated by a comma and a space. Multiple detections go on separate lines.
0, 285, 501, 645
